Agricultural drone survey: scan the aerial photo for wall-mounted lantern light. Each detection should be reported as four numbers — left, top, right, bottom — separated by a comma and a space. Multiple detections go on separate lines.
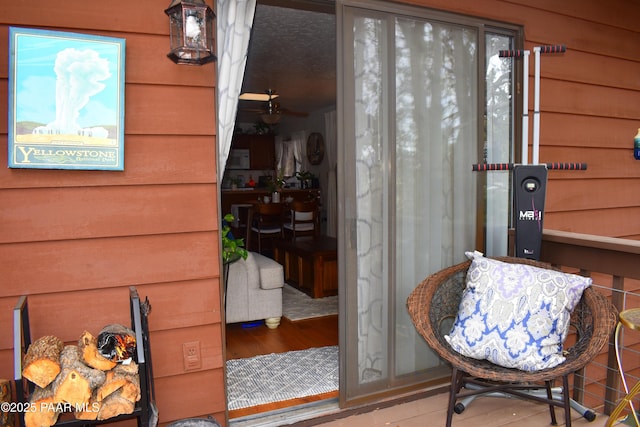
165, 0, 216, 65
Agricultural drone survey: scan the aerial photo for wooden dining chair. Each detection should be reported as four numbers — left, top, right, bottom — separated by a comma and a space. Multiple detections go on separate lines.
248, 202, 284, 254
283, 200, 319, 240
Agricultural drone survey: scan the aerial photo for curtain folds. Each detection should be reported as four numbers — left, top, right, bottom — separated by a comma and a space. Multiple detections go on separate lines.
216, 0, 256, 181
275, 135, 285, 174
351, 13, 478, 385
275, 131, 306, 177
291, 131, 305, 173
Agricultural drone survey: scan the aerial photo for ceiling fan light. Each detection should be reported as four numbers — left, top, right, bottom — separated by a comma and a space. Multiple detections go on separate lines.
261, 113, 281, 124
240, 92, 279, 102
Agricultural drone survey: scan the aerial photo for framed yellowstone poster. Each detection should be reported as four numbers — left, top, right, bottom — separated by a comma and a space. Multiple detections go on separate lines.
8, 27, 125, 170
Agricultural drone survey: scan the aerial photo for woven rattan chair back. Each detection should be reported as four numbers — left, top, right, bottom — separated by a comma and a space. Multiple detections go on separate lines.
407, 257, 617, 427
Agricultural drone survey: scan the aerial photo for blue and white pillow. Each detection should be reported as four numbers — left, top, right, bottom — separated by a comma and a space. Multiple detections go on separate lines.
444, 251, 592, 372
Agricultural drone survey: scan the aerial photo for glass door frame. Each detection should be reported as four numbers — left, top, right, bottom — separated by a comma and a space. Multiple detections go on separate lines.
336, 0, 523, 407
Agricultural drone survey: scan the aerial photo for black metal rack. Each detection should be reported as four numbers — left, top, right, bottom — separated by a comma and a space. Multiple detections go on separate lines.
472, 162, 587, 260
13, 287, 157, 427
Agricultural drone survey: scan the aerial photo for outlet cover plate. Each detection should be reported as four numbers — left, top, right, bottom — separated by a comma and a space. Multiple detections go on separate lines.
183, 341, 201, 371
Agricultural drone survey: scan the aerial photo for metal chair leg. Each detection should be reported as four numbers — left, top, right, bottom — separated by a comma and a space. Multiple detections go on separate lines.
545, 380, 558, 425
447, 368, 462, 427
562, 375, 572, 426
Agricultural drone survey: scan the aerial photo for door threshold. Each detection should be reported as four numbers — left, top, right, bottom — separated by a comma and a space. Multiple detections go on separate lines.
229, 398, 340, 427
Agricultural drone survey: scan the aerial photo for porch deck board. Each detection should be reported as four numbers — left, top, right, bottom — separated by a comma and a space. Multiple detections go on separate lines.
314, 392, 614, 427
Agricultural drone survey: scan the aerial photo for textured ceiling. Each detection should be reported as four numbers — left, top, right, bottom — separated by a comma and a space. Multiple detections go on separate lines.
237, 2, 336, 123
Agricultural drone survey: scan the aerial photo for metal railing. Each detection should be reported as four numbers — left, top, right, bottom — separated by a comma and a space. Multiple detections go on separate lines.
540, 229, 640, 418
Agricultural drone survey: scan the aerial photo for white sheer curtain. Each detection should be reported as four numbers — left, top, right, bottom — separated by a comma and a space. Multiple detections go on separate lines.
291, 131, 305, 173
275, 131, 306, 177
274, 135, 286, 174
393, 18, 477, 375
351, 14, 477, 384
216, 0, 256, 181
352, 15, 388, 384
324, 110, 337, 237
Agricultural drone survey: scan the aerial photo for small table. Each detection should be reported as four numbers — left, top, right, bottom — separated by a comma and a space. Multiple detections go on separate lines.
272, 236, 337, 298
607, 308, 640, 426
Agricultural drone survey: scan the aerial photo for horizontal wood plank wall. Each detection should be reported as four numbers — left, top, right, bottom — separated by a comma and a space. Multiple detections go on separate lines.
405, 0, 640, 239
1, 0, 640, 425
0, 0, 225, 425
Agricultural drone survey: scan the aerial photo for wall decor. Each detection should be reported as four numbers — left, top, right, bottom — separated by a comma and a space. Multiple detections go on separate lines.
306, 132, 325, 165
8, 27, 126, 170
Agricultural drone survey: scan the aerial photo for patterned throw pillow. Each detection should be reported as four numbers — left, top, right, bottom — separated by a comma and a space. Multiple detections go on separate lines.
444, 251, 592, 371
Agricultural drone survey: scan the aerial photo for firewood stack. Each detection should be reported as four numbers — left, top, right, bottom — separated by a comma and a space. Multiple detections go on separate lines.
1, 379, 13, 427
20, 325, 140, 427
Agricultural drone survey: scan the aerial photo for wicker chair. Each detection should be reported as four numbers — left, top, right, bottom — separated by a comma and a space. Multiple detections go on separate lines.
407, 257, 618, 427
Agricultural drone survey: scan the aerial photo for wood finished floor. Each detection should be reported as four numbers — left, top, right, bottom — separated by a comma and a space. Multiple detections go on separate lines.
225, 315, 339, 418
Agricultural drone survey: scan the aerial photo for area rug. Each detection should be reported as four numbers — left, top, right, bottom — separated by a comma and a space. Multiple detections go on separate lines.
226, 346, 339, 410
282, 284, 338, 321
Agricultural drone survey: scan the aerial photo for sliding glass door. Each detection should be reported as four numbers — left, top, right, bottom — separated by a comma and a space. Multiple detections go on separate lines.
337, 0, 519, 404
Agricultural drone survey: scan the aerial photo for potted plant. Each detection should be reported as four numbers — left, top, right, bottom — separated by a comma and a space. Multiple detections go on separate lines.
271, 169, 286, 203
295, 170, 314, 189
222, 213, 248, 265
221, 213, 248, 311
265, 177, 277, 195
230, 177, 241, 190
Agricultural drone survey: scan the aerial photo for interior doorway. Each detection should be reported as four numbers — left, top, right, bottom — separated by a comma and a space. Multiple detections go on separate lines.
223, 0, 339, 422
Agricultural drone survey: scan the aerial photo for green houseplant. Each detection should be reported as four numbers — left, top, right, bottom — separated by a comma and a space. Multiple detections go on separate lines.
222, 213, 248, 265
266, 177, 278, 194
295, 170, 315, 189
265, 169, 286, 202
221, 213, 248, 312
273, 168, 286, 203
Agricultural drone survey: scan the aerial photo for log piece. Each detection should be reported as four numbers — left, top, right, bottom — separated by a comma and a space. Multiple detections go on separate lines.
73, 390, 101, 421
24, 385, 61, 427
78, 331, 117, 371
22, 335, 63, 388
52, 345, 106, 406
120, 368, 141, 403
0, 379, 13, 427
96, 388, 135, 420
0, 380, 9, 402
96, 361, 139, 402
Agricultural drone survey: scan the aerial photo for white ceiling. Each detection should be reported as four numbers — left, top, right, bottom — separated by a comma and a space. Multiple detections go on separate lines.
236, 1, 336, 123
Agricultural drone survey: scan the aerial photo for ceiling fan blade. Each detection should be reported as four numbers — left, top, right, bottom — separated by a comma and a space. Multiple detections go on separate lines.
238, 89, 307, 120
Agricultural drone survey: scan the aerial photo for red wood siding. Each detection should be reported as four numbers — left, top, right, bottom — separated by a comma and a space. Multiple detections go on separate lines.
0, 1, 224, 425
1, 0, 639, 426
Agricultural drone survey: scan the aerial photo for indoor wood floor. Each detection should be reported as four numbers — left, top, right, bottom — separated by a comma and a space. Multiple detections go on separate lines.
225, 315, 339, 418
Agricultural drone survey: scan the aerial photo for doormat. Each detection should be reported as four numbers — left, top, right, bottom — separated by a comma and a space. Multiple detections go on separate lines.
282, 284, 338, 321
226, 346, 339, 411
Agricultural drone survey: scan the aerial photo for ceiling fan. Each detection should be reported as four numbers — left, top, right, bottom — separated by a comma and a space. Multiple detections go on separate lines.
239, 89, 308, 124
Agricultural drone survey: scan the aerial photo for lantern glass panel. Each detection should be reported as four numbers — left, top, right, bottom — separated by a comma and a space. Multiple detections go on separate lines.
165, 0, 215, 65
